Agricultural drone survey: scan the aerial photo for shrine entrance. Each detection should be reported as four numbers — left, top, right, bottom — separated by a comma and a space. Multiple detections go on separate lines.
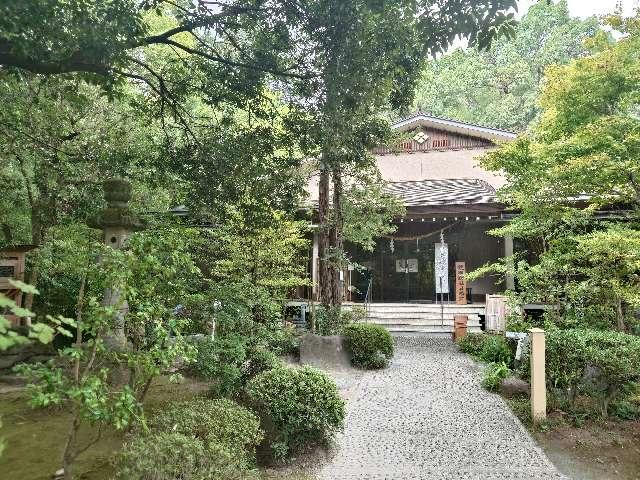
345, 219, 505, 303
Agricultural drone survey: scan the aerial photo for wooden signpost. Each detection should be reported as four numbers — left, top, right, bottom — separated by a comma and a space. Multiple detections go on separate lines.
455, 261, 466, 305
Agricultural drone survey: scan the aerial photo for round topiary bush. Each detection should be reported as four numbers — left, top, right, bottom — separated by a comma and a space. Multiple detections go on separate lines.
343, 323, 394, 369
114, 431, 256, 480
245, 365, 345, 458
244, 347, 283, 380
145, 397, 263, 463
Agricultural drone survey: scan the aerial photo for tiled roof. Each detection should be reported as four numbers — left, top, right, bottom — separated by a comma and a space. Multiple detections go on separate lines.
385, 179, 499, 206
391, 112, 517, 141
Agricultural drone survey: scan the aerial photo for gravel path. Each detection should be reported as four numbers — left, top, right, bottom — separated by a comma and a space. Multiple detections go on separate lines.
318, 337, 566, 480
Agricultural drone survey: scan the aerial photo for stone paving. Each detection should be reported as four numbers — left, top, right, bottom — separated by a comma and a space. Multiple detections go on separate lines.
318, 336, 566, 480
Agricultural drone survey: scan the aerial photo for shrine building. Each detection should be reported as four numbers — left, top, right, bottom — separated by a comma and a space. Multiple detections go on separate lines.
303, 112, 518, 333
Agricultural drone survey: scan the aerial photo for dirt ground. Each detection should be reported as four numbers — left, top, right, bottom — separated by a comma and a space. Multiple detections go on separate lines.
534, 418, 640, 480
506, 398, 640, 480
0, 375, 319, 480
0, 376, 211, 480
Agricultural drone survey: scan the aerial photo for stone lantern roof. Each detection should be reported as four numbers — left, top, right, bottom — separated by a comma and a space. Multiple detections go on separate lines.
88, 178, 146, 231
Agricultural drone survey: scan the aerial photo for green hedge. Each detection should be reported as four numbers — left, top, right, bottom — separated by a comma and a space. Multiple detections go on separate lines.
116, 398, 263, 479
146, 398, 263, 461
456, 332, 487, 357
245, 365, 345, 459
343, 323, 394, 369
114, 432, 256, 480
191, 337, 283, 397
456, 333, 512, 365
541, 329, 640, 416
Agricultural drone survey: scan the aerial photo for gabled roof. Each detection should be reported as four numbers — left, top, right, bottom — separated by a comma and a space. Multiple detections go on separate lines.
392, 111, 517, 142
385, 178, 499, 207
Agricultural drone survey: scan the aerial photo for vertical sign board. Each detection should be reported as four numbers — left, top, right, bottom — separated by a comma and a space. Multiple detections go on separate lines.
434, 243, 449, 294
455, 262, 466, 305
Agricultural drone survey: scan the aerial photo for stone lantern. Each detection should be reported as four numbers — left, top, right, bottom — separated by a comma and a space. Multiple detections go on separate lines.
90, 178, 145, 248
89, 178, 145, 351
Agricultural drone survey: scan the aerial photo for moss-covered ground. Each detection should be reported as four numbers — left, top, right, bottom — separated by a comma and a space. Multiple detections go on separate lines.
1, 376, 316, 479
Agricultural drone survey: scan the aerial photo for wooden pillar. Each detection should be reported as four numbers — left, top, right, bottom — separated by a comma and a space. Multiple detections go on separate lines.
311, 233, 319, 301
504, 235, 515, 290
529, 328, 546, 424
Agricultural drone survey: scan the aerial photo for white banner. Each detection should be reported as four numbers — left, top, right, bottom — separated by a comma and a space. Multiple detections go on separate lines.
435, 243, 449, 294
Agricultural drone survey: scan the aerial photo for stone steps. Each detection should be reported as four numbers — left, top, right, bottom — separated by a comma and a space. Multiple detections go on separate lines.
360, 302, 485, 335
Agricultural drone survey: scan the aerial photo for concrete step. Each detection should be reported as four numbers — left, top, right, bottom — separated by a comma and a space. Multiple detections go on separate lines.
366, 318, 481, 326
384, 326, 482, 334
366, 306, 485, 314
365, 312, 481, 320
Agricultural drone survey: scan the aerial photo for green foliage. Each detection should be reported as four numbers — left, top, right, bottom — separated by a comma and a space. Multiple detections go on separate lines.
115, 432, 255, 480
342, 323, 394, 369
245, 366, 345, 458
0, 280, 78, 349
457, 333, 512, 365
244, 348, 283, 381
341, 305, 367, 324
413, 0, 599, 131
456, 333, 487, 357
526, 329, 640, 417
313, 305, 354, 336
479, 335, 512, 365
191, 337, 247, 398
341, 167, 406, 251
471, 12, 640, 331
145, 398, 263, 462
481, 362, 511, 391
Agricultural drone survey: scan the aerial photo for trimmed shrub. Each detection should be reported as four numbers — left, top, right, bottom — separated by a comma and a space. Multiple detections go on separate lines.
341, 305, 367, 324
244, 347, 282, 380
478, 335, 512, 364
191, 336, 247, 397
145, 398, 263, 463
481, 362, 511, 391
343, 323, 394, 369
524, 329, 640, 417
314, 305, 351, 336
117, 398, 262, 479
245, 366, 345, 458
114, 431, 256, 480
456, 333, 487, 357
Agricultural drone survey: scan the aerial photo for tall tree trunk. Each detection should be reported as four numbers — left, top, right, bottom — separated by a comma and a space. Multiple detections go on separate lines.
23, 204, 43, 320
330, 167, 343, 305
318, 166, 332, 306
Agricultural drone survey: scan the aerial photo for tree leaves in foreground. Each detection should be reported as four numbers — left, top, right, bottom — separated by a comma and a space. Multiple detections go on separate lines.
471, 13, 640, 332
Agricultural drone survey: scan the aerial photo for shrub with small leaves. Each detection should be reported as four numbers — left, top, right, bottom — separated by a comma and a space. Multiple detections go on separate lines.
520, 329, 640, 417
343, 323, 394, 369
245, 366, 345, 458
191, 336, 247, 397
145, 397, 263, 463
481, 362, 511, 391
114, 431, 257, 480
478, 335, 512, 365
456, 333, 487, 357
244, 347, 282, 380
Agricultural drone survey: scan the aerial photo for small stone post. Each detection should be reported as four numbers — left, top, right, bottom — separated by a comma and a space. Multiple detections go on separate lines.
529, 328, 546, 423
89, 178, 145, 351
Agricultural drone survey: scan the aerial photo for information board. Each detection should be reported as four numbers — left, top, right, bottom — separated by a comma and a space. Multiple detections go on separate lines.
434, 243, 449, 294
